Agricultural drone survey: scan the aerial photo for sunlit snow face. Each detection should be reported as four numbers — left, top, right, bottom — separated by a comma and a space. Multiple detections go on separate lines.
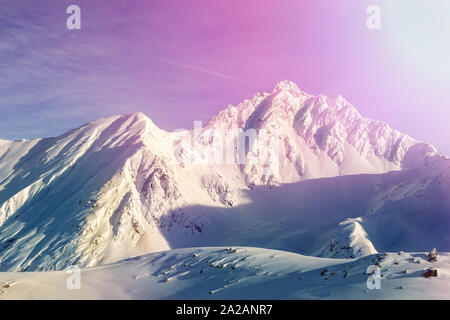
384, 0, 450, 84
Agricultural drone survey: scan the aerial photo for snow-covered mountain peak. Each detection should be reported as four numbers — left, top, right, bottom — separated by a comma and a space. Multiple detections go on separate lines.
208, 81, 364, 133
78, 112, 170, 155
109, 112, 161, 135
205, 81, 439, 176
272, 80, 305, 95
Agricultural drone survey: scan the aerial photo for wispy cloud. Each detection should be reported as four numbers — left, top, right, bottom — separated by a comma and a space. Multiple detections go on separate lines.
146, 55, 232, 79
0, 1, 240, 141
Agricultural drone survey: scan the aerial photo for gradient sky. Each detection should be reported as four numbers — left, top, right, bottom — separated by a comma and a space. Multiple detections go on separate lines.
0, 0, 449, 155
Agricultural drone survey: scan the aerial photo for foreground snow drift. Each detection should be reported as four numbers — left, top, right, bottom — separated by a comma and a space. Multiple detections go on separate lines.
0, 247, 449, 300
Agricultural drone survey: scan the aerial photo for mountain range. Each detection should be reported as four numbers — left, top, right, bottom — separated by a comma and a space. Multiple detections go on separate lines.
0, 81, 448, 299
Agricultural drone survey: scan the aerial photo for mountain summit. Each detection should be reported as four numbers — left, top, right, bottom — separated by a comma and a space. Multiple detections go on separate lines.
0, 81, 448, 271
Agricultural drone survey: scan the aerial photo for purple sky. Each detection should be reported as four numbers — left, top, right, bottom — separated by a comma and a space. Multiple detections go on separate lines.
0, 0, 449, 155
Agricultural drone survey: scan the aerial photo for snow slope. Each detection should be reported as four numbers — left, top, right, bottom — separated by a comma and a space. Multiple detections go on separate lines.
0, 247, 448, 300
0, 81, 449, 273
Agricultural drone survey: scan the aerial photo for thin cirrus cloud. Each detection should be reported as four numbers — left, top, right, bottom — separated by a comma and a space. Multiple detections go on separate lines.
146, 55, 232, 80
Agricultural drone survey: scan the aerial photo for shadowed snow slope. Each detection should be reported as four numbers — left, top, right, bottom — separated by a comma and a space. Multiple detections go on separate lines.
0, 81, 449, 272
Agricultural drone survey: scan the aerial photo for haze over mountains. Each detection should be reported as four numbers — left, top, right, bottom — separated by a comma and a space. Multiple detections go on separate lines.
0, 81, 448, 277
